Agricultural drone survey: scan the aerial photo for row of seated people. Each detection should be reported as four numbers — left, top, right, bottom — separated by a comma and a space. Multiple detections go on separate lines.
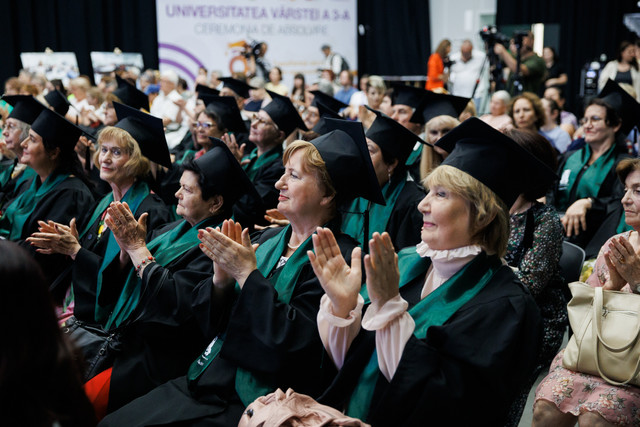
1, 71, 639, 425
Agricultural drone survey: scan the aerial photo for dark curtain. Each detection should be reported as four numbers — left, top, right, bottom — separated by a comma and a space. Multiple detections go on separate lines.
497, 0, 638, 114
1, 0, 158, 86
358, 0, 431, 77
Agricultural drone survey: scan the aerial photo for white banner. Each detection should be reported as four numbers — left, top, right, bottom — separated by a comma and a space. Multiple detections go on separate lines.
156, 0, 357, 90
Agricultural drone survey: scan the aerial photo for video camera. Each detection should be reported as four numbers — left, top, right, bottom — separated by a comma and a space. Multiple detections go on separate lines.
479, 25, 510, 48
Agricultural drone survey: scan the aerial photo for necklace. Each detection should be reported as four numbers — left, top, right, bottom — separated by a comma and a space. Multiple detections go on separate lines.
287, 241, 301, 250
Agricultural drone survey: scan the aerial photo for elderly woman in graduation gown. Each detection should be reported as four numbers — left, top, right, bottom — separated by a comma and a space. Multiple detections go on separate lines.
342, 106, 426, 251
548, 80, 638, 249
98, 120, 384, 427
0, 106, 94, 286
312, 118, 548, 426
27, 103, 174, 319
0, 95, 40, 211
69, 139, 259, 415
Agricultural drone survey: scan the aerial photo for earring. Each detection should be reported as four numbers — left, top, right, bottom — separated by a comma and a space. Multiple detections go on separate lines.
387, 169, 392, 183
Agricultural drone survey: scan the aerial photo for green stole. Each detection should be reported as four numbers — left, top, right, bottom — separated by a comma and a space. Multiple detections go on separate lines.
96, 217, 219, 330
0, 161, 13, 188
405, 144, 423, 168
0, 173, 69, 240
176, 149, 196, 165
341, 173, 406, 247
187, 224, 316, 406
556, 144, 617, 211
616, 212, 634, 234
347, 250, 502, 420
242, 146, 282, 181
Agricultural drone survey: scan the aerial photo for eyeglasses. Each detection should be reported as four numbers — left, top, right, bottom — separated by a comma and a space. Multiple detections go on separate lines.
252, 115, 279, 130
195, 121, 215, 129
100, 145, 124, 158
580, 116, 604, 126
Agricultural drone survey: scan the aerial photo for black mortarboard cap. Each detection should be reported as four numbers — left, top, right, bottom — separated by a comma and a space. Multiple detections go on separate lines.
2, 95, 47, 124
113, 102, 171, 168
312, 101, 344, 135
597, 79, 640, 135
391, 84, 428, 108
310, 118, 385, 205
263, 90, 308, 136
195, 83, 220, 97
204, 96, 247, 134
435, 117, 557, 207
310, 90, 348, 112
365, 106, 429, 165
410, 91, 469, 124
112, 75, 149, 111
43, 90, 71, 116
30, 109, 82, 151
219, 77, 254, 99
194, 137, 259, 205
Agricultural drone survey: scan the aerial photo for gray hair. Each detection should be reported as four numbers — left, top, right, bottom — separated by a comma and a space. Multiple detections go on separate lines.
16, 120, 31, 142
492, 90, 511, 105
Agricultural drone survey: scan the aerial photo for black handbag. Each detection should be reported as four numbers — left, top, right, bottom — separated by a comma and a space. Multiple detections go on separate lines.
62, 316, 123, 382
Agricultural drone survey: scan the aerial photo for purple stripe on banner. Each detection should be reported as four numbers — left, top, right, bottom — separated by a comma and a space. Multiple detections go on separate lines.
158, 43, 206, 69
159, 58, 197, 81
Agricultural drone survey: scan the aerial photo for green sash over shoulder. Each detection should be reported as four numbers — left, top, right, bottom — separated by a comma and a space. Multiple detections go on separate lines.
342, 173, 406, 247
242, 146, 282, 181
405, 144, 423, 168
187, 224, 318, 406
556, 144, 617, 211
96, 217, 219, 330
0, 161, 13, 188
0, 173, 68, 240
347, 251, 502, 420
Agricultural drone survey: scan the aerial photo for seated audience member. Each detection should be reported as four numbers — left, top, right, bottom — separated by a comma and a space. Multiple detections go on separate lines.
264, 67, 288, 97
388, 84, 428, 177
540, 98, 572, 153
28, 103, 174, 321
290, 73, 310, 109
411, 90, 467, 182
99, 120, 383, 426
349, 74, 370, 108
544, 85, 578, 137
548, 80, 639, 249
0, 106, 94, 287
502, 129, 566, 424
335, 70, 357, 105
72, 140, 257, 415
232, 90, 308, 228
313, 118, 547, 426
480, 90, 514, 131
0, 240, 97, 427
533, 158, 640, 427
0, 95, 40, 211
151, 70, 187, 149
509, 91, 546, 135
342, 107, 426, 250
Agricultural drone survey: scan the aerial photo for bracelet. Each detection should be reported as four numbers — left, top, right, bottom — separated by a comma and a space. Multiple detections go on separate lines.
135, 256, 156, 277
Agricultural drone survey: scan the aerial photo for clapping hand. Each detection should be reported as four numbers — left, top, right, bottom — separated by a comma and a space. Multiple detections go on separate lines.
308, 227, 362, 318
27, 219, 81, 258
364, 232, 400, 310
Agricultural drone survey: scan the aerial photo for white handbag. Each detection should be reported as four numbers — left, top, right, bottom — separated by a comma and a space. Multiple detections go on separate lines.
562, 281, 640, 386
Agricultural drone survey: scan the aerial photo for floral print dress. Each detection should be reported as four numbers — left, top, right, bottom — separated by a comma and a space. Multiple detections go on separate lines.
535, 231, 640, 426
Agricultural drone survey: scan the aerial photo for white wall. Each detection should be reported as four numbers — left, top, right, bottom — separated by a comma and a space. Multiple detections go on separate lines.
429, 0, 497, 54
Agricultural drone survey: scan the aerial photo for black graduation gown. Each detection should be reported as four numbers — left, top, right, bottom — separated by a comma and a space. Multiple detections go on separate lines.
99, 224, 358, 427
12, 176, 94, 290
53, 191, 173, 297
386, 180, 425, 250
233, 146, 283, 228
0, 166, 34, 213
319, 263, 542, 427
547, 140, 630, 249
73, 219, 217, 412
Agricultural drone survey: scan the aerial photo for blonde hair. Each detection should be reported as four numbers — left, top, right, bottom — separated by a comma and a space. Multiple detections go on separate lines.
419, 115, 460, 181
283, 140, 336, 200
95, 126, 150, 179
425, 165, 509, 257
366, 75, 386, 93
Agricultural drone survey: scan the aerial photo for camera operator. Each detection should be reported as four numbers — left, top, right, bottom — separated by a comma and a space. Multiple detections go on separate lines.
493, 30, 546, 96
246, 41, 271, 81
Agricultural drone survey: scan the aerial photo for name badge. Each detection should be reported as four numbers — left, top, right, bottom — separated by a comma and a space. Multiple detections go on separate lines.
559, 169, 571, 190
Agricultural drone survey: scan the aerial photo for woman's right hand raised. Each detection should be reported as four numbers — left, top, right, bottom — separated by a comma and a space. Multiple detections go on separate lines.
364, 232, 400, 311
308, 227, 362, 318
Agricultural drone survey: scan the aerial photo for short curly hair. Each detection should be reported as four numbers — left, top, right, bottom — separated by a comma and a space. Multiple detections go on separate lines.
508, 92, 546, 130
94, 126, 150, 179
